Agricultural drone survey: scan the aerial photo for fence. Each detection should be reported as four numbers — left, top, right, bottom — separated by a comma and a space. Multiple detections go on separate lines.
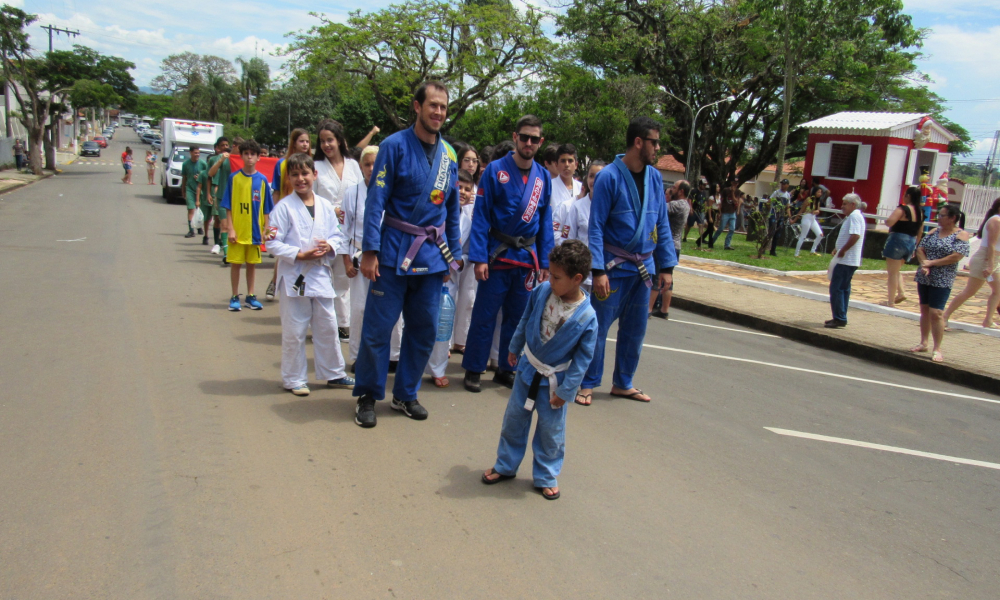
961, 185, 999, 231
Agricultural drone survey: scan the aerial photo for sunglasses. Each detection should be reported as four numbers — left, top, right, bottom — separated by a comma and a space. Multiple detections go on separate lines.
643, 137, 661, 147
517, 133, 542, 145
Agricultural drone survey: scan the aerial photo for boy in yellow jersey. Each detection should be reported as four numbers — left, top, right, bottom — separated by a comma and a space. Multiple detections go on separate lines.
220, 139, 274, 311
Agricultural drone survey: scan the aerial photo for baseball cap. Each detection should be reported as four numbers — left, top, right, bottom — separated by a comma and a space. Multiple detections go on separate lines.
780, 178, 790, 184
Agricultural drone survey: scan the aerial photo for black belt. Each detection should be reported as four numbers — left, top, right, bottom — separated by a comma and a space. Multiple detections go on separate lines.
488, 228, 536, 264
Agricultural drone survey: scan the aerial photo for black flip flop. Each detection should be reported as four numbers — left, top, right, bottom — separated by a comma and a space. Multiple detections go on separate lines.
536, 486, 560, 500
610, 389, 651, 403
482, 468, 515, 485
574, 392, 592, 406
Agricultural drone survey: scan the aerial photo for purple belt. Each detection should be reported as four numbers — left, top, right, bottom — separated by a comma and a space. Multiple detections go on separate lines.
384, 215, 460, 272
604, 244, 653, 288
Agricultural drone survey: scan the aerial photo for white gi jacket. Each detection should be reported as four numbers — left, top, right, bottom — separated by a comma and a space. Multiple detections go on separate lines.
267, 192, 347, 299
314, 157, 364, 209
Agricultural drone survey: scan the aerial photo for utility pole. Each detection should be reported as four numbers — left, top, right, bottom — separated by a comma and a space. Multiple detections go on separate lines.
982, 130, 999, 188
40, 25, 79, 53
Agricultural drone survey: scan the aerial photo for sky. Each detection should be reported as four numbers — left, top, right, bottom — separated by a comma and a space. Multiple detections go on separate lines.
16, 0, 1000, 163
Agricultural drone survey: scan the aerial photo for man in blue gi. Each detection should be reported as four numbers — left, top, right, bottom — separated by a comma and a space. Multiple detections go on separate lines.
353, 81, 462, 428
578, 117, 677, 404
462, 115, 554, 393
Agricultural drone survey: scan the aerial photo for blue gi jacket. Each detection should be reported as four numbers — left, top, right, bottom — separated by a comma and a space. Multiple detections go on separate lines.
588, 156, 677, 275
469, 152, 554, 269
363, 126, 462, 276
509, 282, 599, 402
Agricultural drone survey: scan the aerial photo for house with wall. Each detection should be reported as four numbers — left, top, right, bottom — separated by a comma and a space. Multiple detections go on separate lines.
800, 112, 959, 217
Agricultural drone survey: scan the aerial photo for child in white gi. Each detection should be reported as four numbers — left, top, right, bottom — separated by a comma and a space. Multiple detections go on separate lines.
481, 240, 598, 500
426, 170, 477, 387
266, 153, 355, 395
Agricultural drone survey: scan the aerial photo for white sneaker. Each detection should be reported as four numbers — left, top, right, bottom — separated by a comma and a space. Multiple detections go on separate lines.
211, 244, 221, 255
265, 280, 276, 300
290, 385, 310, 396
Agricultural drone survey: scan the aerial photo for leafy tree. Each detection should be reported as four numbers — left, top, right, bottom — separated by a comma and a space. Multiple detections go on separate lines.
194, 71, 240, 122
150, 52, 203, 94
558, 0, 968, 186
286, 0, 553, 132
254, 79, 334, 145
236, 56, 269, 128
133, 93, 176, 122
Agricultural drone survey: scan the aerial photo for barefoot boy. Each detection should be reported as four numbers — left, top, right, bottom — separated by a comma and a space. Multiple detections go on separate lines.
220, 139, 273, 311
481, 240, 598, 500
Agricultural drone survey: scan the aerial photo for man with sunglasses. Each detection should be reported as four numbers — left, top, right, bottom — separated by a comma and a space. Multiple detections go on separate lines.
578, 117, 676, 405
463, 115, 554, 393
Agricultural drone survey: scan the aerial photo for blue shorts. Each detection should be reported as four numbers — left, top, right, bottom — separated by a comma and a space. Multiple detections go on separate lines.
882, 232, 916, 260
916, 282, 951, 311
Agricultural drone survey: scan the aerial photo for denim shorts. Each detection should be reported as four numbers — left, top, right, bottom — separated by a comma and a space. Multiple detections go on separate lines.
687, 212, 705, 226
882, 232, 916, 260
916, 282, 951, 311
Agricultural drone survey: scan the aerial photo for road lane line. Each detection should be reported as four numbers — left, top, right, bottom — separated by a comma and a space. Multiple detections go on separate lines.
606, 339, 1000, 404
667, 318, 779, 338
765, 427, 1000, 470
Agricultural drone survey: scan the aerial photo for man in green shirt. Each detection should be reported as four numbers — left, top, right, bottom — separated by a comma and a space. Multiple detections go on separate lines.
181, 147, 207, 238
196, 168, 213, 246
207, 136, 233, 261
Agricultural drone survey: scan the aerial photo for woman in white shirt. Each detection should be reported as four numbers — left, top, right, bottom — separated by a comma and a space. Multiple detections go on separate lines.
313, 119, 364, 337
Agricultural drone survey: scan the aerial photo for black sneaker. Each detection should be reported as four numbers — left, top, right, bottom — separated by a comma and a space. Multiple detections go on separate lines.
388, 360, 398, 374
464, 370, 481, 393
221, 256, 229, 267
493, 370, 516, 389
202, 236, 209, 245
338, 327, 350, 341
391, 397, 428, 420
197, 227, 204, 235
824, 319, 847, 329
649, 310, 669, 320
349, 362, 356, 374
355, 395, 376, 428
184, 231, 195, 238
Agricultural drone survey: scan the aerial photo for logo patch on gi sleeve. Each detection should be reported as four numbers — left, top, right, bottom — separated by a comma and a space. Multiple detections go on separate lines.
497, 171, 510, 184
430, 189, 445, 205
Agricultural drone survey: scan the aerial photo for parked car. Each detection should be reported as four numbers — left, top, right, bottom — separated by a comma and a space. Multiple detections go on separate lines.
151, 138, 162, 151
103, 129, 114, 140
140, 131, 159, 145
93, 136, 108, 148
81, 141, 101, 157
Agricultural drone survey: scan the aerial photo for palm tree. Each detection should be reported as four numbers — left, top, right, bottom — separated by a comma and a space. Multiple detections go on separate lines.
236, 56, 269, 129
202, 71, 239, 121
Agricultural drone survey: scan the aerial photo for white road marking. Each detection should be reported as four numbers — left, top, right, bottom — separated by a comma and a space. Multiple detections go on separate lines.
765, 427, 1000, 471
607, 339, 1000, 404
56, 238, 86, 242
667, 318, 779, 338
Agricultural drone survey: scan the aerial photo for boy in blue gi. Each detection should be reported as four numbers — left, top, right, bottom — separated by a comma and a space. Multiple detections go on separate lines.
463, 115, 554, 393
353, 81, 463, 428
578, 117, 677, 405
482, 240, 598, 500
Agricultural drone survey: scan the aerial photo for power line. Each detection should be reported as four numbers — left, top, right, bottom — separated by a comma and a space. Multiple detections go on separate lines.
40, 24, 79, 53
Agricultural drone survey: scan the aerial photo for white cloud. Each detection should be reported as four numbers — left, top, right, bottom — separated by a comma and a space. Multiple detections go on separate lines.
903, 0, 1000, 14
923, 25, 1000, 77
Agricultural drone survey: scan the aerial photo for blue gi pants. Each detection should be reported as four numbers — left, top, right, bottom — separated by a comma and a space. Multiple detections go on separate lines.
354, 267, 444, 401
582, 274, 650, 390
493, 375, 567, 488
462, 267, 530, 374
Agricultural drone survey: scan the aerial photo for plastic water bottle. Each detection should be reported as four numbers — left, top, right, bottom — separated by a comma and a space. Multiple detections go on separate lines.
436, 286, 455, 342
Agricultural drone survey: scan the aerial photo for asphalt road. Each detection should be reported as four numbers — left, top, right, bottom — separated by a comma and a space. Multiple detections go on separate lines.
2, 129, 999, 599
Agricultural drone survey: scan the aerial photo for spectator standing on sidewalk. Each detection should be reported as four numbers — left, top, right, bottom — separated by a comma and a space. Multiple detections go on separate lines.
13, 138, 24, 171
768, 179, 792, 256
943, 198, 1000, 329
697, 182, 720, 250
145, 150, 156, 184
825, 193, 866, 329
683, 177, 708, 243
651, 180, 690, 319
910, 204, 970, 362
881, 186, 923, 306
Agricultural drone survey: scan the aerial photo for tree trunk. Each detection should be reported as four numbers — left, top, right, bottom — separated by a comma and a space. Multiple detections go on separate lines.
44, 123, 56, 171
27, 125, 44, 175
773, 39, 796, 185
4, 81, 11, 138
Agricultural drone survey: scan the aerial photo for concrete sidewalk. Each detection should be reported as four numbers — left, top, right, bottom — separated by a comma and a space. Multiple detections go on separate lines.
671, 262, 1000, 394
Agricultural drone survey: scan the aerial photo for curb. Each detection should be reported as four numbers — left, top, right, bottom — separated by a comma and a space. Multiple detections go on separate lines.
670, 295, 1000, 396
0, 172, 53, 196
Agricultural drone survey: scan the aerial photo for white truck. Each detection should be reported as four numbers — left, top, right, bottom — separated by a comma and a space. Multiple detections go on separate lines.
160, 118, 224, 202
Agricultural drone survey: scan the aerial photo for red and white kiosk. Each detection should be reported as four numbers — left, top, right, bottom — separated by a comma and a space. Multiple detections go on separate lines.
800, 112, 959, 218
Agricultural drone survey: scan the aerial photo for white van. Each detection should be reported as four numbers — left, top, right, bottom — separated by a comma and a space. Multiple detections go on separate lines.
159, 118, 224, 202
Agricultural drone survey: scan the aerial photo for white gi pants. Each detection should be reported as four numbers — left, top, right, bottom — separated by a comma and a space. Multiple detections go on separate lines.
452, 265, 478, 347
332, 259, 351, 328
425, 276, 458, 378
348, 273, 402, 363
795, 213, 823, 256
279, 287, 347, 389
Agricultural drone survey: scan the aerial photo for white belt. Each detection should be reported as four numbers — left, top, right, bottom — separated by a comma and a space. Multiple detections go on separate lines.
524, 345, 571, 396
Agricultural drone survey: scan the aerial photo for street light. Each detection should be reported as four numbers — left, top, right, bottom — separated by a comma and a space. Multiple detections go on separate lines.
660, 86, 737, 180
